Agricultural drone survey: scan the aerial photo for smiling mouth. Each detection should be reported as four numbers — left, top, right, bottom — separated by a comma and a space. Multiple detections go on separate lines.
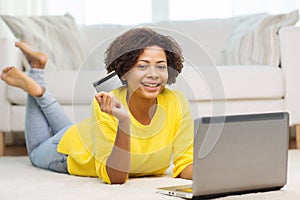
142, 82, 161, 88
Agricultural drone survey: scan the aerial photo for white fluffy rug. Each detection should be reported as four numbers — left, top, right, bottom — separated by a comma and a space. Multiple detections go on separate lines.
0, 150, 299, 200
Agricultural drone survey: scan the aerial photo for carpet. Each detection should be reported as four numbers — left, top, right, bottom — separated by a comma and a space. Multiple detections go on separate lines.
0, 150, 299, 200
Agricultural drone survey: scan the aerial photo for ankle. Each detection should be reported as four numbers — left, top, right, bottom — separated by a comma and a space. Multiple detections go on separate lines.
34, 87, 46, 97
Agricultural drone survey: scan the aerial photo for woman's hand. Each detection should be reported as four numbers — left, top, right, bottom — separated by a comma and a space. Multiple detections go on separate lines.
95, 92, 131, 184
95, 92, 129, 121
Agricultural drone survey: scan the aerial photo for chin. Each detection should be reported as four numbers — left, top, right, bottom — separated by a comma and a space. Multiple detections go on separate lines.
132, 85, 165, 100
139, 91, 157, 99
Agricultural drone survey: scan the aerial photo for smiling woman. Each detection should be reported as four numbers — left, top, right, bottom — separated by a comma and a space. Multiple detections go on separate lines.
0, 27, 194, 184
124, 46, 169, 103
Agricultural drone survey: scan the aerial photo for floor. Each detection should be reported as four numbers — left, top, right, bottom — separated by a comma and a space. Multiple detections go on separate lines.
3, 136, 298, 156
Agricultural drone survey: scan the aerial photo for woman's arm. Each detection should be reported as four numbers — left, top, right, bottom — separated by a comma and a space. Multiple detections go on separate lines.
105, 118, 130, 184
95, 92, 131, 184
171, 91, 194, 180
178, 163, 193, 180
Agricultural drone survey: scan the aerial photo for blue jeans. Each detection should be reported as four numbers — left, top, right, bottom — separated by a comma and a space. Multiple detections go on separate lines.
25, 69, 73, 173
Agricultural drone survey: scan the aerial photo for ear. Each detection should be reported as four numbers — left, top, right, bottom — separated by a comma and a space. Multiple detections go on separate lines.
121, 74, 127, 81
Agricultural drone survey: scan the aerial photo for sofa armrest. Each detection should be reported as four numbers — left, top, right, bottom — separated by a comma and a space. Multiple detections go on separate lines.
0, 79, 10, 132
0, 37, 23, 69
0, 37, 23, 132
279, 26, 300, 125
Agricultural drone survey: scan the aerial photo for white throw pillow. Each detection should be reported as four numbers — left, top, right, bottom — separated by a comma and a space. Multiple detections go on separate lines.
223, 10, 299, 67
1, 13, 87, 71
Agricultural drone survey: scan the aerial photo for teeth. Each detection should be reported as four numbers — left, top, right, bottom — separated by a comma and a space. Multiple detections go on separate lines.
144, 83, 159, 87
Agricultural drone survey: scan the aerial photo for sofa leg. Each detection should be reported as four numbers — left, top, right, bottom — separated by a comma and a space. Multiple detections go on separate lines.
296, 125, 300, 149
0, 132, 4, 156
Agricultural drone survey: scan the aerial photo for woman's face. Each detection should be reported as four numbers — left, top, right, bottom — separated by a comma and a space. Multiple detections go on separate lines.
123, 45, 168, 101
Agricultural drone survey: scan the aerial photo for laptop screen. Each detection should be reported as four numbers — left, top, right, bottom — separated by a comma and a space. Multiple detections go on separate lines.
192, 112, 289, 198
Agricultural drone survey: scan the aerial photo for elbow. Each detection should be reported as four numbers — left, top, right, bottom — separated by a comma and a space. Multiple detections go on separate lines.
109, 175, 128, 184
178, 164, 193, 180
105, 162, 129, 184
100, 175, 127, 184
110, 179, 127, 184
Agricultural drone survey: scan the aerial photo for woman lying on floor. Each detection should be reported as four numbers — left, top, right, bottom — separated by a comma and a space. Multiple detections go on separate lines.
0, 27, 193, 184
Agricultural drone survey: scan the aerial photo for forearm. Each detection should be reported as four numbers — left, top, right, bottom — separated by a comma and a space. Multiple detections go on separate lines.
178, 164, 193, 180
106, 120, 131, 184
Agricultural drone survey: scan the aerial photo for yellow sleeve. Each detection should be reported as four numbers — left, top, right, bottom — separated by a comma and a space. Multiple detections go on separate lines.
90, 98, 119, 184
172, 91, 194, 178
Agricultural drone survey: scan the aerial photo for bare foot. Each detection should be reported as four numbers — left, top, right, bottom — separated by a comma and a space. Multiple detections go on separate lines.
1, 66, 44, 97
15, 41, 48, 69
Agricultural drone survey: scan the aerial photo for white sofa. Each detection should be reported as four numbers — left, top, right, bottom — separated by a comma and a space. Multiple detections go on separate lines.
0, 11, 300, 155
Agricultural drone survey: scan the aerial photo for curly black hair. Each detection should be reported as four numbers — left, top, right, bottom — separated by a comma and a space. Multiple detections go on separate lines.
104, 27, 184, 85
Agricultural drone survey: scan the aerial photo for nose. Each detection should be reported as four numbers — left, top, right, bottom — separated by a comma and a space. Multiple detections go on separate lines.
147, 66, 159, 78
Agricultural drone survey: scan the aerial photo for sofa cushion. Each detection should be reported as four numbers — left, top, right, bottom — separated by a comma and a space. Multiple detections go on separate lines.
223, 10, 299, 67
77, 24, 128, 71
1, 14, 87, 71
6, 65, 284, 105
6, 70, 102, 105
10, 105, 92, 132
141, 19, 235, 66
0, 38, 23, 70
79, 17, 242, 66
170, 65, 284, 101
0, 17, 16, 39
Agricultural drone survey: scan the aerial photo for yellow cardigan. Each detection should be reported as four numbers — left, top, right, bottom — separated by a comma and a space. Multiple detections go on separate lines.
58, 87, 193, 184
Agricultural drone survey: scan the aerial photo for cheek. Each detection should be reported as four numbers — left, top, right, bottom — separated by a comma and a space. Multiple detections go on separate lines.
161, 72, 169, 83
126, 74, 142, 89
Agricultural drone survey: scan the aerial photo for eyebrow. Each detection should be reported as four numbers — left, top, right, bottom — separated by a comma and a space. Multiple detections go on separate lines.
137, 59, 167, 64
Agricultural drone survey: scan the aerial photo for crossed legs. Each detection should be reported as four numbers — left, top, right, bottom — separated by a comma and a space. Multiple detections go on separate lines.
1, 41, 72, 172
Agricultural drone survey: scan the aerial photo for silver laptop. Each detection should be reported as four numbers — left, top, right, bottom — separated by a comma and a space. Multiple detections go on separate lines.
156, 112, 289, 199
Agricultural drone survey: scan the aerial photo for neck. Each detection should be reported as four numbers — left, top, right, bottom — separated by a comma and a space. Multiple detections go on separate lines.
127, 93, 157, 125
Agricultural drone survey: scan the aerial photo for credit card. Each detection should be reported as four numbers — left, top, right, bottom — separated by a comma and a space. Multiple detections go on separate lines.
92, 70, 121, 92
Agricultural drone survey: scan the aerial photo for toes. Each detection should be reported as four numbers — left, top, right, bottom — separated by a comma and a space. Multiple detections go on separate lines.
15, 41, 31, 51
2, 66, 13, 73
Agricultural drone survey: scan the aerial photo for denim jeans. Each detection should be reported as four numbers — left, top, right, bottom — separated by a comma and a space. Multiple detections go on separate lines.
25, 68, 73, 173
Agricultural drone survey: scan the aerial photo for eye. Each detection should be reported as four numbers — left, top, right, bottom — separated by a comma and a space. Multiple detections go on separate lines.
137, 64, 148, 69
157, 65, 167, 70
